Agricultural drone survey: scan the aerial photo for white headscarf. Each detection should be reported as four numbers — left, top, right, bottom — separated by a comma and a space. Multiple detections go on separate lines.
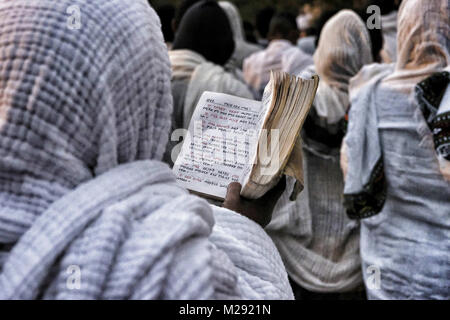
0, 0, 172, 244
0, 0, 293, 300
385, 0, 449, 86
313, 10, 373, 124
218, 1, 261, 69
243, 40, 313, 94
343, 0, 450, 218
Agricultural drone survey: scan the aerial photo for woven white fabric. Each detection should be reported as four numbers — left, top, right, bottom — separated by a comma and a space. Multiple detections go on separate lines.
169, 49, 253, 128
266, 10, 373, 293
0, 0, 293, 300
243, 40, 313, 94
219, 1, 261, 69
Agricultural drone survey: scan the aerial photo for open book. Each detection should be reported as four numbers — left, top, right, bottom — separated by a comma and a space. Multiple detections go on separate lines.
173, 71, 319, 200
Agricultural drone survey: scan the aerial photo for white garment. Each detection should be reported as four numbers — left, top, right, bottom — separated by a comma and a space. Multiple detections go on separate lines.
169, 49, 253, 128
243, 40, 313, 94
266, 10, 374, 293
314, 10, 373, 94
343, 0, 450, 299
386, 0, 449, 86
219, 1, 261, 69
0, 0, 293, 300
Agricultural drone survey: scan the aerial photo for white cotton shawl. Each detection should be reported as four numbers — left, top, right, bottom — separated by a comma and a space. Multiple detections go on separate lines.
266, 10, 374, 293
344, 0, 450, 202
0, 0, 293, 300
303, 10, 373, 125
342, 0, 450, 298
314, 10, 373, 108
385, 0, 449, 87
243, 40, 313, 94
219, 1, 261, 69
169, 49, 253, 128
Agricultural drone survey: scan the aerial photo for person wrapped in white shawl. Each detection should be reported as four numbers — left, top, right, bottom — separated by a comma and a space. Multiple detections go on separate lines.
0, 0, 293, 300
342, 0, 449, 299
219, 1, 262, 70
166, 1, 254, 165
266, 10, 374, 298
243, 12, 313, 98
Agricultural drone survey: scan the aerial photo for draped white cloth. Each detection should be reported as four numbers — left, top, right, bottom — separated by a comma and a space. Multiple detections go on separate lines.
343, 0, 450, 299
169, 49, 254, 128
266, 10, 373, 293
314, 10, 373, 96
0, 0, 293, 300
243, 40, 313, 95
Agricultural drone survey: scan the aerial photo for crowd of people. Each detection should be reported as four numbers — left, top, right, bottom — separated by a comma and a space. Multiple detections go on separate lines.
0, 0, 448, 300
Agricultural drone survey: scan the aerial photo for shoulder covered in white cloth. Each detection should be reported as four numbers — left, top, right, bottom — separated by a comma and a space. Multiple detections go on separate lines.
0, 161, 293, 299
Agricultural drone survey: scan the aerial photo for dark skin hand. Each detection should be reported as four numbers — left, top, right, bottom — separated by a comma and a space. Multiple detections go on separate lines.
223, 176, 286, 228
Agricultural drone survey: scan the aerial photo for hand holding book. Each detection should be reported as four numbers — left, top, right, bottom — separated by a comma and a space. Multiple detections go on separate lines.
223, 176, 286, 227
173, 71, 319, 201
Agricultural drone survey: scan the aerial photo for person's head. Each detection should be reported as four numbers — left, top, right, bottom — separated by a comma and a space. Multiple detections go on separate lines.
0, 0, 172, 239
314, 10, 373, 91
255, 6, 275, 40
267, 12, 299, 44
243, 21, 258, 44
395, 0, 449, 76
172, 0, 204, 33
313, 8, 341, 48
172, 0, 234, 66
219, 1, 245, 42
156, 4, 175, 43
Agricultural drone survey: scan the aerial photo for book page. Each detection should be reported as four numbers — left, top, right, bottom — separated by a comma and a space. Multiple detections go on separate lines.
173, 91, 266, 199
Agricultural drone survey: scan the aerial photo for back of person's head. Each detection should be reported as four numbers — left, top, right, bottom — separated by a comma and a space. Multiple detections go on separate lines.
313, 8, 341, 48
172, 0, 234, 66
0, 0, 172, 238
172, 0, 204, 32
156, 4, 175, 43
314, 10, 373, 90
395, 0, 449, 73
255, 6, 275, 39
267, 12, 299, 44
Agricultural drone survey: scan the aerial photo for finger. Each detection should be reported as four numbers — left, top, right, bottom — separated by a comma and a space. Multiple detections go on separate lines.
225, 182, 242, 203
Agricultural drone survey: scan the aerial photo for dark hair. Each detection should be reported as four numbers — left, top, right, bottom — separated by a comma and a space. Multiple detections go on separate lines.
369, 0, 398, 15
155, 4, 175, 43
357, 9, 384, 62
243, 21, 258, 44
267, 12, 298, 41
313, 9, 341, 48
255, 6, 275, 39
172, 0, 234, 66
173, 0, 204, 32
